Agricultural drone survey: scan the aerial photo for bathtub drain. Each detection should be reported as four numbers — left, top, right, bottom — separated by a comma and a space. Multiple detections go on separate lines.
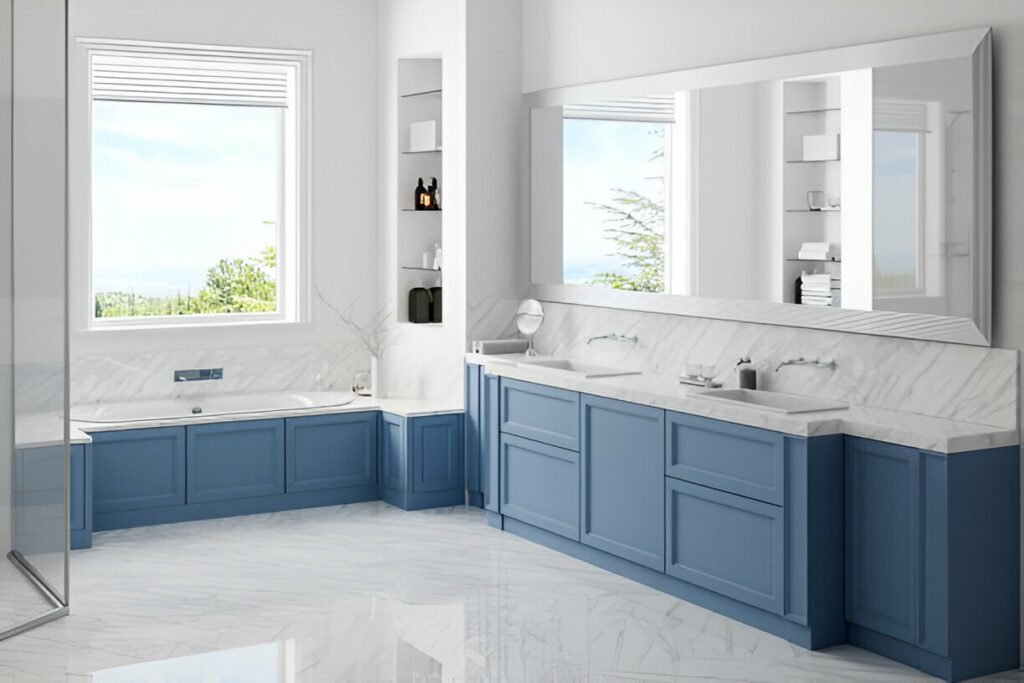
191, 406, 203, 415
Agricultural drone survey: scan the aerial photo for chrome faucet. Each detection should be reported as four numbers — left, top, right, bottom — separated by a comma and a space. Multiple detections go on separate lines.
587, 332, 639, 345
775, 357, 837, 372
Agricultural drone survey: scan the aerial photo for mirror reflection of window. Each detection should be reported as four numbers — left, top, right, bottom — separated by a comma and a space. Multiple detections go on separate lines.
873, 129, 924, 294
561, 97, 676, 294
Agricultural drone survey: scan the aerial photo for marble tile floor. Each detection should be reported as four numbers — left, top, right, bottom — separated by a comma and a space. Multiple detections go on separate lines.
0, 560, 57, 637
0, 502, 1020, 682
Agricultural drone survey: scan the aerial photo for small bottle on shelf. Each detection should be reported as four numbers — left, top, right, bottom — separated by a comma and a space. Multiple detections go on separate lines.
414, 178, 427, 210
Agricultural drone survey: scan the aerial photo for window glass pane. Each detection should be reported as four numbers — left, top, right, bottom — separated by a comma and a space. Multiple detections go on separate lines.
562, 119, 667, 293
92, 101, 280, 318
873, 130, 921, 292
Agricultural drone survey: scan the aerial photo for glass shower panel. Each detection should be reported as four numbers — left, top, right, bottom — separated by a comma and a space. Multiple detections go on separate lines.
0, 0, 69, 637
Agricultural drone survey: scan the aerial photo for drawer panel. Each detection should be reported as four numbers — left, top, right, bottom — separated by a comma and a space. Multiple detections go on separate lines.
501, 433, 580, 540
666, 411, 785, 505
500, 378, 580, 451
666, 478, 784, 615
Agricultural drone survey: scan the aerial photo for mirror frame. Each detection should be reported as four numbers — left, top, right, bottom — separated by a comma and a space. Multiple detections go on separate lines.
524, 28, 992, 346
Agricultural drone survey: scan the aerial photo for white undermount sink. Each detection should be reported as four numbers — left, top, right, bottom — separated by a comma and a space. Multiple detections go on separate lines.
692, 388, 848, 415
516, 358, 641, 379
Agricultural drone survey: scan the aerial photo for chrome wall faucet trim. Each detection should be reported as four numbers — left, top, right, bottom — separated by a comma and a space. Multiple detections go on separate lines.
587, 332, 639, 345
774, 357, 837, 372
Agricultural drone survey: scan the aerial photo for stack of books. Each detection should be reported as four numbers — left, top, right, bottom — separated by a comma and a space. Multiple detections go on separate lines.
801, 273, 841, 307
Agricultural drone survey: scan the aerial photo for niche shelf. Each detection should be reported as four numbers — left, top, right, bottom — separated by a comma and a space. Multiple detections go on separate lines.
396, 58, 444, 325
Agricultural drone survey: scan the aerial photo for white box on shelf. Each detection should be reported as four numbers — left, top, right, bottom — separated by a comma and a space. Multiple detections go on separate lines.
409, 120, 437, 152
802, 133, 840, 161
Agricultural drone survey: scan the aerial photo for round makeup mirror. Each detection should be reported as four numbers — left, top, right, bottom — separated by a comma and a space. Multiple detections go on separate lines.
515, 299, 544, 356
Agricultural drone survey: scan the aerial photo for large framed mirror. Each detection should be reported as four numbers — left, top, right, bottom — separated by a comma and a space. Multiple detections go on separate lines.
527, 28, 992, 345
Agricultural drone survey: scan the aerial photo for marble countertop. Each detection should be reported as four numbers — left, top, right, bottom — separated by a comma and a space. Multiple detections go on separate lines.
468, 353, 1018, 454
17, 397, 462, 448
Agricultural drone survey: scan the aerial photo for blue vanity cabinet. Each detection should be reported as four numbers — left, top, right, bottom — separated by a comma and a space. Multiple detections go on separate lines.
465, 364, 484, 507
70, 444, 92, 550
481, 372, 500, 513
500, 433, 580, 540
92, 427, 186, 519
580, 395, 665, 570
285, 412, 377, 493
844, 437, 1020, 682
379, 412, 464, 511
187, 419, 285, 504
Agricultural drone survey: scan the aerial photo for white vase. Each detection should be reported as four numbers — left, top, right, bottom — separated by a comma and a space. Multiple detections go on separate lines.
370, 355, 381, 398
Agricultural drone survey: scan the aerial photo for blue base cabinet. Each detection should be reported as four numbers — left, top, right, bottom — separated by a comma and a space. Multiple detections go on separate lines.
70, 444, 92, 550
187, 419, 285, 504
286, 412, 377, 494
92, 427, 186, 520
500, 433, 579, 540
845, 437, 1019, 682
581, 395, 664, 570
465, 362, 501, 513
379, 412, 464, 511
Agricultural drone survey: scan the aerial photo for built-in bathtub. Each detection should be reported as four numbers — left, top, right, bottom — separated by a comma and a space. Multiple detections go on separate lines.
71, 390, 357, 424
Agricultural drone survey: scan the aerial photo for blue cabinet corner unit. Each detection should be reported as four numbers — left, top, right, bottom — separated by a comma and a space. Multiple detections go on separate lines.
380, 412, 464, 511
465, 364, 1019, 682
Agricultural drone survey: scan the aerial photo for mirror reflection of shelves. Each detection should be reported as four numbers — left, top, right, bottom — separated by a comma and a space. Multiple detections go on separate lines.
782, 74, 844, 308
397, 57, 444, 325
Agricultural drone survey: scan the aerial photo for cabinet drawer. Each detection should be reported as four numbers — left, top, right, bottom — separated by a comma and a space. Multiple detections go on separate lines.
666, 478, 784, 615
501, 433, 580, 540
500, 378, 580, 451
666, 411, 785, 505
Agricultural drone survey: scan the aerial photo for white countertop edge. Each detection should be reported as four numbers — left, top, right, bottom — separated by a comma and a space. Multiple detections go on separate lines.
65, 397, 462, 437
469, 354, 1019, 455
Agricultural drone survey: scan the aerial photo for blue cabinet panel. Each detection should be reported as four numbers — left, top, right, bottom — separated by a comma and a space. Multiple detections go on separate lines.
666, 478, 785, 615
411, 413, 463, 493
844, 437, 921, 646
285, 412, 377, 493
379, 412, 405, 493
482, 372, 501, 513
666, 411, 785, 505
92, 427, 186, 513
500, 378, 580, 450
501, 433, 580, 540
465, 364, 482, 504
69, 444, 86, 531
581, 395, 665, 571
187, 419, 285, 503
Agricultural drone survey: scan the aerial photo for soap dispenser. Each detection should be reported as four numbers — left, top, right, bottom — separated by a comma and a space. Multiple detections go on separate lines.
408, 281, 432, 323
737, 357, 756, 390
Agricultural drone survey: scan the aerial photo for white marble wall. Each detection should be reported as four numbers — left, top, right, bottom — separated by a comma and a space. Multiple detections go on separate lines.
70, 340, 370, 406
534, 302, 1019, 430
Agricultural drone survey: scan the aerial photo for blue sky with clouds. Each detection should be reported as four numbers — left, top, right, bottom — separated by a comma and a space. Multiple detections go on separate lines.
562, 118, 665, 284
91, 101, 280, 298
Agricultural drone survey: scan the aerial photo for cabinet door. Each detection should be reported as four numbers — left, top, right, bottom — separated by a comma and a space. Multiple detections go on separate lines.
411, 413, 463, 494
379, 412, 406, 493
482, 372, 500, 512
465, 364, 482, 500
581, 395, 665, 570
93, 427, 186, 513
285, 412, 377, 493
666, 478, 785, 614
69, 444, 86, 531
845, 437, 920, 645
187, 419, 285, 503
501, 433, 580, 540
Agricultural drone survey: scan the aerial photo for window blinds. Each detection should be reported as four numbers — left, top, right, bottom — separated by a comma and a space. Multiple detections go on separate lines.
91, 51, 295, 108
563, 95, 677, 123
874, 99, 930, 133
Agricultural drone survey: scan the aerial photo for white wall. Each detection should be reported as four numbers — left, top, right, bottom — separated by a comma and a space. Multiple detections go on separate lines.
67, 0, 379, 404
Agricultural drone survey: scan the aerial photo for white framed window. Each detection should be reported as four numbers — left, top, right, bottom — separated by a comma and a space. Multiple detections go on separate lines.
71, 39, 310, 330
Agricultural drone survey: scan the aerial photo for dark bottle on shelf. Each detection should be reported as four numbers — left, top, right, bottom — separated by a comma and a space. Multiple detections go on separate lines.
429, 283, 442, 323
427, 177, 439, 211
408, 283, 432, 323
414, 178, 427, 210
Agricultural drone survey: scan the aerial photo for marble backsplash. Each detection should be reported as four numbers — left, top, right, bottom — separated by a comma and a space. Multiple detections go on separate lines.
68, 339, 371, 407
532, 302, 1019, 431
